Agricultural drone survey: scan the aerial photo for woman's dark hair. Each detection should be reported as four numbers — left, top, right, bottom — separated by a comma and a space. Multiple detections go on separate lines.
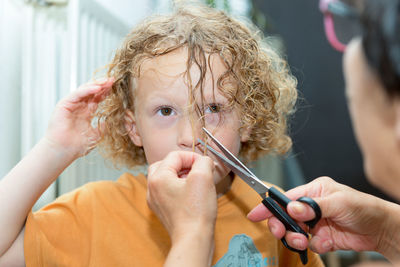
361, 0, 400, 96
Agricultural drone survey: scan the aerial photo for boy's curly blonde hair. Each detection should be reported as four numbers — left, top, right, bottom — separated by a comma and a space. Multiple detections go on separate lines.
96, 3, 297, 169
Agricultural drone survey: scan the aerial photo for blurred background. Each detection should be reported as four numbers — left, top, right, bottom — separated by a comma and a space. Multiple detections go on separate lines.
0, 0, 392, 265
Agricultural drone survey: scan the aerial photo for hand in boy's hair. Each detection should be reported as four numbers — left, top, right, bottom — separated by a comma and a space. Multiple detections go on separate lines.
44, 78, 114, 160
146, 151, 217, 244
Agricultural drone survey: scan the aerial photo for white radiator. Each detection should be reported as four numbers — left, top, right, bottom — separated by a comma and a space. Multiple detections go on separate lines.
19, 0, 133, 209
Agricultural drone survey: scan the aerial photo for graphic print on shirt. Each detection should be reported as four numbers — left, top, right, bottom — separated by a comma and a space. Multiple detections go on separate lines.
213, 234, 277, 267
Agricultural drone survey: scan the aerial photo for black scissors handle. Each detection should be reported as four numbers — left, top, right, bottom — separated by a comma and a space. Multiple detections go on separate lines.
268, 187, 322, 228
263, 187, 322, 265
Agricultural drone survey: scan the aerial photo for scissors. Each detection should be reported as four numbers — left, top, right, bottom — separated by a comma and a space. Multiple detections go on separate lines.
198, 127, 322, 265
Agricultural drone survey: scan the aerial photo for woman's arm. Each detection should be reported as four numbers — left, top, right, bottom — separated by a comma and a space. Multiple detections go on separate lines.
164, 226, 214, 267
146, 151, 217, 267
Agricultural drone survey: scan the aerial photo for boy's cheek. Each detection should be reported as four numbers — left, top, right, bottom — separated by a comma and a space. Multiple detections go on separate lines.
142, 137, 187, 165
151, 116, 178, 129
143, 145, 172, 165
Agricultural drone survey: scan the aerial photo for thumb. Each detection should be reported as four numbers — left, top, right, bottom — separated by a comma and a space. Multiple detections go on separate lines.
187, 156, 215, 185
287, 194, 340, 225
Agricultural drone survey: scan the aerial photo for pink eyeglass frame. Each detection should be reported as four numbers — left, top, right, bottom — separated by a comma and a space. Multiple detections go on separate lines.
319, 0, 347, 52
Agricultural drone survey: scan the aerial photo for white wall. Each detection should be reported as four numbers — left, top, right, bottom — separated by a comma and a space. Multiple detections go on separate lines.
95, 0, 155, 27
94, 0, 251, 27
0, 0, 24, 178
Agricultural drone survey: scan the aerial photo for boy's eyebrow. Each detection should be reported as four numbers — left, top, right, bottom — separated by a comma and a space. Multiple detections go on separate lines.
202, 95, 227, 103
143, 93, 181, 104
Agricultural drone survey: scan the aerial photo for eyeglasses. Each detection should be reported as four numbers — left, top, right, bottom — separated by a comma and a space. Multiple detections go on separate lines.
319, 0, 362, 52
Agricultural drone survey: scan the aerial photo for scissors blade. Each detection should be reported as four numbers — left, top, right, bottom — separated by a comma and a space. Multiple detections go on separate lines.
202, 127, 254, 175
198, 138, 270, 196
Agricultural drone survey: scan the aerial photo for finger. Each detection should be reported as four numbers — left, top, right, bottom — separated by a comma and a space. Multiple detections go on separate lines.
148, 161, 162, 177
158, 151, 200, 176
188, 156, 214, 182
92, 86, 112, 103
286, 201, 317, 222
283, 178, 328, 200
93, 77, 115, 86
283, 177, 347, 223
89, 80, 114, 103
267, 216, 286, 239
186, 156, 217, 201
309, 235, 334, 254
70, 78, 114, 103
247, 203, 273, 221
88, 102, 99, 114
146, 160, 170, 202
288, 195, 340, 229
69, 84, 102, 103
284, 231, 309, 251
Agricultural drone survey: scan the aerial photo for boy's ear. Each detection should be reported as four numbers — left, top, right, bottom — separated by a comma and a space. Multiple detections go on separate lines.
240, 126, 251, 142
125, 110, 142, 147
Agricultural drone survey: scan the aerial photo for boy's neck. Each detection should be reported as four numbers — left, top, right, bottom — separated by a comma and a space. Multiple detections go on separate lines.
216, 172, 234, 198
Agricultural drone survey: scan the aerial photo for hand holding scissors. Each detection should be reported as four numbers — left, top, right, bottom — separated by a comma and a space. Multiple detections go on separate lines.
199, 128, 322, 265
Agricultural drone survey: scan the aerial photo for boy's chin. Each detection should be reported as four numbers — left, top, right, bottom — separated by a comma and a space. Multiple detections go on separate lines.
214, 165, 232, 182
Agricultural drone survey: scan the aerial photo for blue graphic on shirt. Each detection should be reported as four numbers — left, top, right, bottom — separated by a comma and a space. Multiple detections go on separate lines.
213, 234, 277, 267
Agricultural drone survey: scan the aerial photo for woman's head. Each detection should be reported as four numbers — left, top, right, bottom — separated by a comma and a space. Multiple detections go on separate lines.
339, 0, 400, 199
320, 0, 400, 198
321, 0, 400, 93
96, 3, 297, 169
360, 0, 400, 96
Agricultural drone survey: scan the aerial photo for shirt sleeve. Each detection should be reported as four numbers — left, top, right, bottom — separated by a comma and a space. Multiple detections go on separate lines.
24, 184, 95, 267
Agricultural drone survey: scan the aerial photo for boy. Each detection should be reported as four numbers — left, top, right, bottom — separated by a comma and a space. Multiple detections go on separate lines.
0, 3, 323, 266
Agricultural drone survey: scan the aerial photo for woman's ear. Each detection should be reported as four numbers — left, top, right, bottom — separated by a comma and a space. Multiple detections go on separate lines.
125, 110, 142, 147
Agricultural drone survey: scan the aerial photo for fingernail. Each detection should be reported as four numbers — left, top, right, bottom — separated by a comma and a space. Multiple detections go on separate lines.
291, 202, 304, 214
322, 239, 333, 250
89, 85, 101, 90
293, 239, 304, 249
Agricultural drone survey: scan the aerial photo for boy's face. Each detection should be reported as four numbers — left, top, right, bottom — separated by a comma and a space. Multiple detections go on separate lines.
126, 47, 247, 185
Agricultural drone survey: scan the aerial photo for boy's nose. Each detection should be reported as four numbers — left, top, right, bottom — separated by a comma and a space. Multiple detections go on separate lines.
177, 116, 201, 150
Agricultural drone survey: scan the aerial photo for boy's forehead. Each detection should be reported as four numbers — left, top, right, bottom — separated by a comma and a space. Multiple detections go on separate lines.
138, 47, 228, 83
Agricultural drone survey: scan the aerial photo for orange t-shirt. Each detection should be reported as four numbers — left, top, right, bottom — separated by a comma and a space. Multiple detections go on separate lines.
24, 173, 324, 267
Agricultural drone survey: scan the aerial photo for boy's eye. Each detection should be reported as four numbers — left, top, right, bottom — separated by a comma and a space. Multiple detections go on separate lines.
157, 107, 174, 116
205, 103, 221, 114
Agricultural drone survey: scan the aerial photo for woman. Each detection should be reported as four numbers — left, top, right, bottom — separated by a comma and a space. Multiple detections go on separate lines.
248, 0, 400, 263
